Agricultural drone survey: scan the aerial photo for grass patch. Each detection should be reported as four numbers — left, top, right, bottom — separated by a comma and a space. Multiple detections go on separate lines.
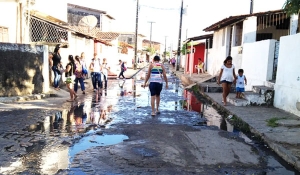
266, 117, 286, 127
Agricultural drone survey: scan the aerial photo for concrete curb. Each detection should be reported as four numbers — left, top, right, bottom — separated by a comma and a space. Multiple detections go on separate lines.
178, 74, 300, 171
0, 94, 50, 103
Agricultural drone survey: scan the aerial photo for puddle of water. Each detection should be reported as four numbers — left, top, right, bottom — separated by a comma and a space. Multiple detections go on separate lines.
69, 134, 129, 161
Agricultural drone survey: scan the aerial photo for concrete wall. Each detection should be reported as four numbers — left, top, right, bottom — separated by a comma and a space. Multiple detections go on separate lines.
242, 16, 257, 44
0, 43, 47, 96
0, 2, 17, 43
207, 29, 228, 76
242, 40, 276, 91
274, 33, 300, 116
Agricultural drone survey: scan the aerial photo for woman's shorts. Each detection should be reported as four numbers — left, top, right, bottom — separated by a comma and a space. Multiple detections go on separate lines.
65, 75, 75, 84
149, 82, 163, 96
221, 80, 233, 84
236, 87, 245, 92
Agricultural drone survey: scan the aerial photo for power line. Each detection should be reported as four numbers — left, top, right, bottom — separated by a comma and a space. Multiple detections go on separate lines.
140, 5, 180, 11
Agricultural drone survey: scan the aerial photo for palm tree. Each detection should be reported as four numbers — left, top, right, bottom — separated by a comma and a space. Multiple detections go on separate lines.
283, 0, 300, 15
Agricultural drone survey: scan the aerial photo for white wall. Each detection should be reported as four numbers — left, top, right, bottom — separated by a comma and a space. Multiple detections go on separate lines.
33, 0, 68, 22
242, 16, 257, 44
274, 33, 300, 116
242, 39, 276, 91
231, 46, 243, 71
206, 29, 227, 76
0, 2, 17, 43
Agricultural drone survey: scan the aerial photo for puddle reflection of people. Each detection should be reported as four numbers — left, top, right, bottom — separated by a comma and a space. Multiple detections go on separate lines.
73, 102, 84, 126
90, 107, 100, 125
143, 56, 169, 116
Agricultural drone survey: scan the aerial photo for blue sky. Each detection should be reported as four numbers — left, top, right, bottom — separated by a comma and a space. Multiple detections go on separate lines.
69, 0, 287, 47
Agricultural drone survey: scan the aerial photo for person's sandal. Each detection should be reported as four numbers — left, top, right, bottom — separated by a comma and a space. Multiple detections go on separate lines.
151, 112, 156, 116
156, 110, 161, 114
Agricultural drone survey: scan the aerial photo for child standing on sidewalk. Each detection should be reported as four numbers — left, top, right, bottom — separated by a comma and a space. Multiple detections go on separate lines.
235, 69, 247, 99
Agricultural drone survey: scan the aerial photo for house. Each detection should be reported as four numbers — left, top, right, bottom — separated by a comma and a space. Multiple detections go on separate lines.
67, 3, 119, 68
118, 32, 146, 67
203, 9, 299, 77
0, 0, 68, 45
0, 0, 118, 95
183, 34, 213, 74
142, 39, 161, 62
67, 3, 115, 32
203, 9, 300, 116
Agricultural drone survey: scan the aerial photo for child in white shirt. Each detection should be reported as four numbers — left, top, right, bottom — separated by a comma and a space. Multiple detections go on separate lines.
235, 69, 247, 98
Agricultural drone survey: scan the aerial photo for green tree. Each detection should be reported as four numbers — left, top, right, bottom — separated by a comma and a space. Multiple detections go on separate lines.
144, 47, 156, 55
163, 51, 170, 57
283, 0, 300, 15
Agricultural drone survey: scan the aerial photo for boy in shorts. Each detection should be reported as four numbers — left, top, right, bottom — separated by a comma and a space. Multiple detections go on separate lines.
235, 69, 247, 98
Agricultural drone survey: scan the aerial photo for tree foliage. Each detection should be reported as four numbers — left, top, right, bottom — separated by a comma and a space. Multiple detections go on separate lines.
283, 0, 300, 15
144, 47, 156, 55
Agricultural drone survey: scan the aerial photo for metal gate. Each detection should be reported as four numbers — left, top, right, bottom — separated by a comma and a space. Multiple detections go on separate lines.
272, 41, 280, 81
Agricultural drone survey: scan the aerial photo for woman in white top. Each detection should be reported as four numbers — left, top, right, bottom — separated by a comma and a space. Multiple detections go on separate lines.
217, 56, 236, 106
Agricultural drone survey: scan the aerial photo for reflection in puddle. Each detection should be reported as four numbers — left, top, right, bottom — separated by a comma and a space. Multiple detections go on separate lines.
182, 90, 245, 134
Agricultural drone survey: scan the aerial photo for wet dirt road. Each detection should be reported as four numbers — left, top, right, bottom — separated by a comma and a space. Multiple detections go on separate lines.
0, 65, 299, 175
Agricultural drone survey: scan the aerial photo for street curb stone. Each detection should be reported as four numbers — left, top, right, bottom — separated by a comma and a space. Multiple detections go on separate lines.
0, 93, 50, 103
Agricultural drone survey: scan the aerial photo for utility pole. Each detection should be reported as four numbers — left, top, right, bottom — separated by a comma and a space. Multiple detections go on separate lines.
134, 0, 139, 70
176, 0, 184, 71
148, 21, 155, 51
250, 0, 254, 14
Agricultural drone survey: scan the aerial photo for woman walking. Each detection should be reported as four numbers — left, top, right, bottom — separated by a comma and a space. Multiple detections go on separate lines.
80, 52, 88, 79
117, 60, 126, 79
74, 55, 85, 94
64, 55, 77, 102
217, 56, 236, 106
52, 45, 62, 90
143, 56, 168, 116
74, 55, 86, 94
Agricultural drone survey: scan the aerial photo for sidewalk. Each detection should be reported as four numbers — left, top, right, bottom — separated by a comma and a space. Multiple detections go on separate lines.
177, 71, 300, 171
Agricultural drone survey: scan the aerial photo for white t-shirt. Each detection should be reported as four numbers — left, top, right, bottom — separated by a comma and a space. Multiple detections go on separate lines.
236, 75, 245, 88
221, 64, 235, 82
91, 58, 101, 73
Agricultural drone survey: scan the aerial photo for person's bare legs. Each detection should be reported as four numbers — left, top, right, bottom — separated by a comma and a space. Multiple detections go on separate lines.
151, 96, 156, 115
226, 84, 231, 97
67, 83, 76, 101
155, 95, 160, 113
222, 83, 228, 105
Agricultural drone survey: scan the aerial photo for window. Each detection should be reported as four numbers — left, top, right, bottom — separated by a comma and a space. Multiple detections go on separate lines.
234, 22, 243, 46
0, 26, 8, 42
128, 37, 132, 44
256, 33, 273, 41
